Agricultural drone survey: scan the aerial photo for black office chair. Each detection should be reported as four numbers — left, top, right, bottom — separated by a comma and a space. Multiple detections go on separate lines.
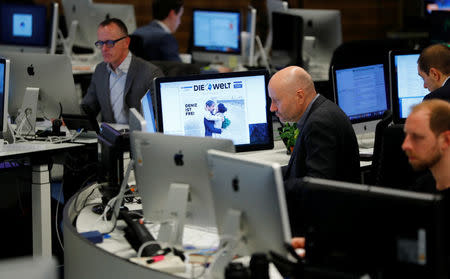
373, 124, 433, 191
366, 110, 392, 185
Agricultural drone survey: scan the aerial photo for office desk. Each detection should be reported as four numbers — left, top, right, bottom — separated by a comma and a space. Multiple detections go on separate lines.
0, 140, 95, 258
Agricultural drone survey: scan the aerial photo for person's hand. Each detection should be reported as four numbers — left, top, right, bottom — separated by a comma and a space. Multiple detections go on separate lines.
217, 66, 232, 73
291, 237, 306, 258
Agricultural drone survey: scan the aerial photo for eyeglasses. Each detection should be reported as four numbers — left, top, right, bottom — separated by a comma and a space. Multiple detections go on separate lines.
94, 36, 127, 49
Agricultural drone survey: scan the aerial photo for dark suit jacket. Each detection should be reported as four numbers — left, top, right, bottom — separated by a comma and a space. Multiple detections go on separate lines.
204, 118, 221, 136
283, 95, 361, 235
81, 55, 163, 123
423, 78, 450, 102
132, 21, 181, 62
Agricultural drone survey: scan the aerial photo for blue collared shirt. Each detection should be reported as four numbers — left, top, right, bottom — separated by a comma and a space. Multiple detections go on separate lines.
107, 51, 132, 124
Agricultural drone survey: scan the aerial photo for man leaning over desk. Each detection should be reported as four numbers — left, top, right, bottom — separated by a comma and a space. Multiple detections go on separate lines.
81, 18, 163, 124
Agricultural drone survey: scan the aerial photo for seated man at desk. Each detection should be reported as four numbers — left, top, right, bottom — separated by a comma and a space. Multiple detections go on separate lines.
132, 0, 184, 62
81, 18, 163, 124
419, 44, 450, 102
402, 99, 450, 192
268, 66, 360, 235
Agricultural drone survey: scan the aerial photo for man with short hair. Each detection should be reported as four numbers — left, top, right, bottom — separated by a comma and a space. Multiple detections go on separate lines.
81, 18, 163, 124
402, 99, 450, 190
268, 66, 360, 235
204, 100, 223, 137
132, 0, 184, 62
418, 44, 450, 102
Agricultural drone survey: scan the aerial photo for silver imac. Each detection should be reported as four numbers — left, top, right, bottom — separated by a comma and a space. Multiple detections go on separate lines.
130, 132, 235, 246
128, 108, 146, 133
3, 52, 81, 120
206, 149, 292, 277
61, 0, 136, 57
245, 5, 257, 67
140, 89, 157, 133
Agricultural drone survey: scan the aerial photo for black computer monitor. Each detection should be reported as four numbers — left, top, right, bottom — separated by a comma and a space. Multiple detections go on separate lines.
154, 70, 274, 152
0, 3, 51, 53
429, 10, 450, 44
244, 5, 257, 67
191, 8, 241, 65
332, 63, 390, 135
271, 11, 303, 70
0, 58, 10, 135
389, 50, 429, 124
301, 177, 447, 278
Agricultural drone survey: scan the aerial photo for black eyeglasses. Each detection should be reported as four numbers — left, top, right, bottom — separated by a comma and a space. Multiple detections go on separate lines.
94, 36, 127, 49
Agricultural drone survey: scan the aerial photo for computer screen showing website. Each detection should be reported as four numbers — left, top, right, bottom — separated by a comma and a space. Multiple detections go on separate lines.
0, 61, 5, 132
394, 54, 428, 119
193, 9, 240, 53
334, 64, 388, 123
155, 71, 273, 151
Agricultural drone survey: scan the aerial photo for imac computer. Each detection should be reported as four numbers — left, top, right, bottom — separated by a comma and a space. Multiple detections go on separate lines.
130, 131, 235, 246
0, 3, 59, 54
191, 9, 241, 66
429, 10, 450, 44
271, 11, 304, 70
206, 149, 292, 278
154, 70, 274, 152
265, 0, 288, 54
129, 89, 157, 133
301, 177, 447, 278
244, 5, 257, 67
0, 58, 10, 136
332, 63, 390, 141
61, 0, 136, 57
288, 9, 342, 80
3, 52, 81, 122
389, 50, 429, 124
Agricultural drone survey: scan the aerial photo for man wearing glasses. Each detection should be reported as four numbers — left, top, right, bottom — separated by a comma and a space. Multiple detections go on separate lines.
81, 18, 163, 124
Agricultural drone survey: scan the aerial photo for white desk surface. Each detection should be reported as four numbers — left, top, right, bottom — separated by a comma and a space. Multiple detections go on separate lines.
0, 141, 85, 157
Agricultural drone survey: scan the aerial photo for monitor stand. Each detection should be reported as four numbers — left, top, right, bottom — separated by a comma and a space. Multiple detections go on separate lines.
157, 183, 189, 248
16, 87, 39, 136
207, 208, 243, 279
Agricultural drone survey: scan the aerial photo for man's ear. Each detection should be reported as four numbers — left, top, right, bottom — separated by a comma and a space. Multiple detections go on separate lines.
440, 130, 450, 150
296, 89, 305, 104
429, 67, 442, 82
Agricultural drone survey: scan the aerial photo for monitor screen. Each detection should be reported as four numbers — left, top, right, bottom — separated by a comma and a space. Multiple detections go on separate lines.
271, 11, 303, 69
429, 10, 450, 44
425, 0, 450, 13
192, 9, 241, 54
0, 4, 48, 48
140, 89, 156, 133
155, 70, 274, 152
3, 52, 81, 120
389, 50, 429, 124
333, 63, 389, 134
0, 58, 10, 134
301, 177, 447, 278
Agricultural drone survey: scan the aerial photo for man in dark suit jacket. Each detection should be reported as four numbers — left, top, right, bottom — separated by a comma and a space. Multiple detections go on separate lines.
81, 18, 163, 124
132, 0, 184, 62
418, 44, 450, 102
269, 66, 360, 235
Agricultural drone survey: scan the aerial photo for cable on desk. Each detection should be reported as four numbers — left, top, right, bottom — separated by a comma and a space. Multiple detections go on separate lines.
55, 182, 64, 252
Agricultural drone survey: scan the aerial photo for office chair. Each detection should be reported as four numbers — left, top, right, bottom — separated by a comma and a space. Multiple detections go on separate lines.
373, 124, 432, 191
366, 110, 392, 185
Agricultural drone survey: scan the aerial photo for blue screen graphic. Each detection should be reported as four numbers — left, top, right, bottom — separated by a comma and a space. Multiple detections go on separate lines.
13, 13, 33, 37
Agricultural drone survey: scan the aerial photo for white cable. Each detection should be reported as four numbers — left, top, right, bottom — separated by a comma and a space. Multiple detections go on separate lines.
55, 182, 64, 252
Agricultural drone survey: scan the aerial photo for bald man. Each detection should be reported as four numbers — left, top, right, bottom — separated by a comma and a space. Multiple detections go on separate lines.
269, 66, 360, 235
418, 44, 450, 102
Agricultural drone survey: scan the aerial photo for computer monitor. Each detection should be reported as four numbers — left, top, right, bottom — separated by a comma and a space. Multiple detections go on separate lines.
61, 0, 136, 55
0, 3, 56, 54
332, 63, 390, 135
3, 52, 81, 120
191, 9, 241, 65
288, 9, 342, 80
154, 70, 274, 152
265, 0, 288, 53
389, 50, 429, 124
425, 0, 450, 13
244, 5, 257, 67
301, 177, 447, 278
140, 89, 156, 133
130, 132, 235, 245
271, 11, 303, 70
128, 108, 146, 133
429, 10, 450, 44
207, 149, 291, 255
0, 58, 10, 135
